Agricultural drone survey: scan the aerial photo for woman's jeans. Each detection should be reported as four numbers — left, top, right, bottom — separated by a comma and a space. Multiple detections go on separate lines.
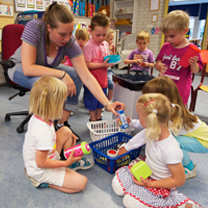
12, 64, 82, 112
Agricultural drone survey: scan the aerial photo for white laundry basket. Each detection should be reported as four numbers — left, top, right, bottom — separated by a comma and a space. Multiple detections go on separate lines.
87, 119, 134, 141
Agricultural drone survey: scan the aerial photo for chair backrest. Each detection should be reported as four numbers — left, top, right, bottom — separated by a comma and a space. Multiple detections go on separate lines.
1, 24, 25, 61
120, 34, 137, 52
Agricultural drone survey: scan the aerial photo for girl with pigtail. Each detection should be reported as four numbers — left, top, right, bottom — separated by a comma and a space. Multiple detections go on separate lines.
112, 93, 202, 208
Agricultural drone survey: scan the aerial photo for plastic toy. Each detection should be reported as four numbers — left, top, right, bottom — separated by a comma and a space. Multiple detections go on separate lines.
130, 161, 152, 182
107, 149, 118, 158
64, 141, 90, 158
79, 0, 85, 16
104, 55, 121, 65
179, 44, 201, 68
115, 141, 125, 151
116, 110, 129, 129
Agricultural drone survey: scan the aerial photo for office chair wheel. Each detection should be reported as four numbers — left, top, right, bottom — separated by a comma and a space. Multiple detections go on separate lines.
16, 126, 24, 134
5, 115, 11, 122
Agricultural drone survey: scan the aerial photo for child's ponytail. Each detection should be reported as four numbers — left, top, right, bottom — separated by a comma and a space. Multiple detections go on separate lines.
146, 111, 161, 141
169, 103, 182, 135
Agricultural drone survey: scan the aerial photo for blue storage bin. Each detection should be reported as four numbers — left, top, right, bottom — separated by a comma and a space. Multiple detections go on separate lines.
89, 132, 143, 174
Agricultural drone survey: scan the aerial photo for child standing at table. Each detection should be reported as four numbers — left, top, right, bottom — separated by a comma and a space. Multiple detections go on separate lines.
23, 76, 93, 193
124, 31, 155, 75
112, 93, 202, 208
62, 27, 89, 66
156, 10, 203, 105
83, 13, 113, 121
106, 29, 116, 101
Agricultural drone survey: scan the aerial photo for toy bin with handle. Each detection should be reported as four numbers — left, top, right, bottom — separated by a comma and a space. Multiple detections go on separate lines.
87, 119, 134, 141
89, 132, 144, 174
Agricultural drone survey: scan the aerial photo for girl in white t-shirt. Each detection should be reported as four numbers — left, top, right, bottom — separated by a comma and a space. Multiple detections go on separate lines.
23, 76, 93, 193
112, 93, 202, 208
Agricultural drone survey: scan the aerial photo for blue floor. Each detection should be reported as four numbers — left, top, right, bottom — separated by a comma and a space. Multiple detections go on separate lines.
0, 68, 208, 207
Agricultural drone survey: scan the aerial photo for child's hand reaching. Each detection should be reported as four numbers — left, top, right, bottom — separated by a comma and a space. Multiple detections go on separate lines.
156, 61, 168, 76
65, 150, 82, 167
126, 116, 131, 125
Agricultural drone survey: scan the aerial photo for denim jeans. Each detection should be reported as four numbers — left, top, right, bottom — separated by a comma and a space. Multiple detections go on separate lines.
175, 135, 208, 166
12, 64, 82, 112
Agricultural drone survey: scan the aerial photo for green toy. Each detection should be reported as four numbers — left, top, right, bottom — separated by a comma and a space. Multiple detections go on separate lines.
130, 161, 152, 182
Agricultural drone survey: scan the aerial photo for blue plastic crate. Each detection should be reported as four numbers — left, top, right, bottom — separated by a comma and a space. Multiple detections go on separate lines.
89, 132, 143, 174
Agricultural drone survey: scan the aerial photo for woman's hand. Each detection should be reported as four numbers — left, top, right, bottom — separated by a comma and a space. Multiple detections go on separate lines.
65, 150, 82, 167
106, 101, 126, 115
62, 73, 76, 97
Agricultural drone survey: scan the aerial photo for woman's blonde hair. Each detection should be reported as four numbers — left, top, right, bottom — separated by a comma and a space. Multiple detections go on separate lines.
137, 93, 182, 141
136, 31, 150, 42
142, 76, 198, 131
29, 76, 67, 121
75, 28, 89, 40
43, 2, 74, 53
160, 10, 189, 33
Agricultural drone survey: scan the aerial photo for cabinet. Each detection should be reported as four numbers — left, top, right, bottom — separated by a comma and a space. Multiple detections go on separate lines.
113, 0, 138, 35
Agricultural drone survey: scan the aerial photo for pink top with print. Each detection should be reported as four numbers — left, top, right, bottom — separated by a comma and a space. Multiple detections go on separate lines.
156, 43, 204, 105
83, 37, 110, 88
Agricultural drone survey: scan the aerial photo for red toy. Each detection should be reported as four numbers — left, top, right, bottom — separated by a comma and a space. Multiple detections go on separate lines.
179, 44, 201, 68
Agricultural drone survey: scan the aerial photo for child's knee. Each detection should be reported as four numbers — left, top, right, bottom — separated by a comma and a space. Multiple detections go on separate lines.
80, 175, 88, 191
123, 194, 147, 208
111, 175, 124, 196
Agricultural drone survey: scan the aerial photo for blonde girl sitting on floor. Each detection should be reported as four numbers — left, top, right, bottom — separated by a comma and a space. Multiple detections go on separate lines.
23, 76, 93, 193
112, 93, 202, 208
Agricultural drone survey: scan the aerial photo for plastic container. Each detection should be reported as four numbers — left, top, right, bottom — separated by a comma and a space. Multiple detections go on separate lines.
107, 149, 118, 158
116, 109, 129, 129
87, 119, 134, 141
130, 161, 152, 182
89, 132, 144, 174
113, 71, 154, 91
104, 55, 121, 65
113, 71, 154, 119
64, 141, 90, 158
179, 44, 201, 68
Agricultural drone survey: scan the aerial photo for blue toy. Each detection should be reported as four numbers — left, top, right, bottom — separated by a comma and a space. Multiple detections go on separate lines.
104, 55, 121, 65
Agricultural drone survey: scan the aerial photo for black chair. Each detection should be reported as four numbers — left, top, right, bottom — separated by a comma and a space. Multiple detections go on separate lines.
0, 24, 32, 133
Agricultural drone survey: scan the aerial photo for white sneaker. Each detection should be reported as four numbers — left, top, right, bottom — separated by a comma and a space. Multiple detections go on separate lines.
184, 164, 197, 179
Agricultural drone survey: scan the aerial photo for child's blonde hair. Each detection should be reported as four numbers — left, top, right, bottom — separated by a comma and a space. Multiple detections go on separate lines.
136, 31, 150, 42
106, 29, 114, 40
90, 12, 110, 31
137, 93, 182, 141
75, 28, 89, 40
142, 76, 198, 131
160, 10, 189, 33
29, 76, 67, 121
